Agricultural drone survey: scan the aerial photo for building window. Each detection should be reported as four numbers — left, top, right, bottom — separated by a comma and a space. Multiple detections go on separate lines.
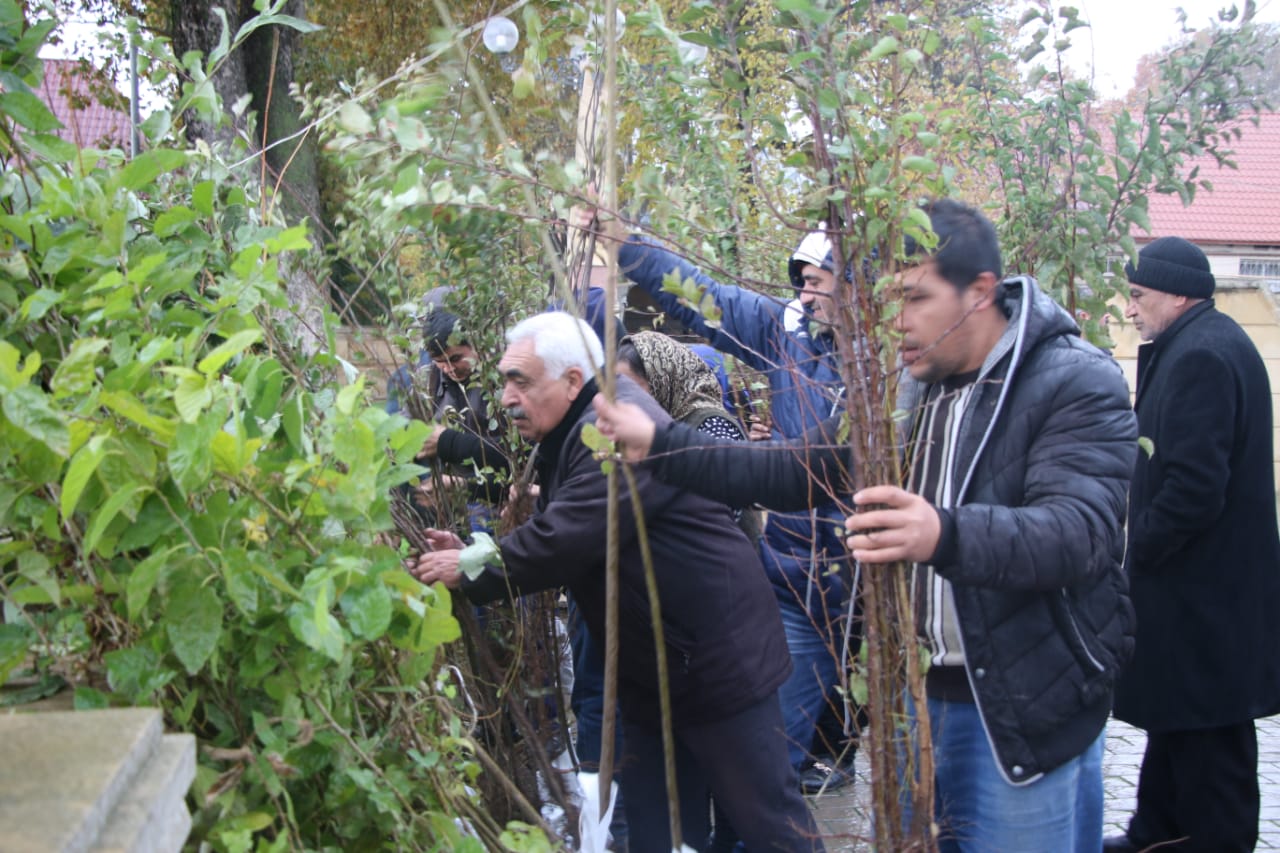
1239, 258, 1280, 277
1105, 256, 1121, 278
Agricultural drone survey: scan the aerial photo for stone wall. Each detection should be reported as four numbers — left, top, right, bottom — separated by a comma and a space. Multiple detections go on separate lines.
0, 708, 196, 852
334, 325, 408, 402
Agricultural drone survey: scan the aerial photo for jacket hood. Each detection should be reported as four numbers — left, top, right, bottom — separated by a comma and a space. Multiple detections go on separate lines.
897, 275, 1078, 430
788, 231, 834, 291
788, 230, 871, 297
985, 275, 1080, 375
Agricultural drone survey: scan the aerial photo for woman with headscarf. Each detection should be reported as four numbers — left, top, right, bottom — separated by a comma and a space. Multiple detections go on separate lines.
616, 331, 746, 440
615, 329, 760, 853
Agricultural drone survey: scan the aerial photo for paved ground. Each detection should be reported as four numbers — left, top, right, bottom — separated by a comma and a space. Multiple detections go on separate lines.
808, 714, 1280, 850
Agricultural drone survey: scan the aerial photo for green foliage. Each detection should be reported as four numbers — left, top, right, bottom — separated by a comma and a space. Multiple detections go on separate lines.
6, 0, 1272, 848
0, 5, 522, 849
306, 49, 552, 346
456, 531, 502, 581
968, 0, 1268, 343
295, 2, 1269, 848
615, 0, 801, 279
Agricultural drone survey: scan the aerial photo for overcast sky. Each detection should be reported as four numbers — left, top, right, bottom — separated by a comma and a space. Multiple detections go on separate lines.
1060, 0, 1280, 96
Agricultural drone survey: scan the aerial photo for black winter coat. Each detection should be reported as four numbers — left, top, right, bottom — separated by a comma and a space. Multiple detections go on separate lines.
389, 361, 510, 504
644, 276, 1138, 784
462, 378, 791, 728
426, 370, 509, 502
1114, 300, 1280, 731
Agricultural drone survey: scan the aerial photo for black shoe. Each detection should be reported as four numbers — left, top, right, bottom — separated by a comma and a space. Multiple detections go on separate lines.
799, 756, 856, 794
1102, 835, 1138, 853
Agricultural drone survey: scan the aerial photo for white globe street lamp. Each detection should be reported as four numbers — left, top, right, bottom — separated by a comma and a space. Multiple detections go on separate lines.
481, 16, 519, 54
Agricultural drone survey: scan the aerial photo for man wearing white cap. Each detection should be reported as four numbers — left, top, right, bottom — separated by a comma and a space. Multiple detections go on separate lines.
617, 229, 861, 805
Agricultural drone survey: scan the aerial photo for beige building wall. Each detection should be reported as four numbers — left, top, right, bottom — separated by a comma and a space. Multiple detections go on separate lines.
1110, 278, 1280, 498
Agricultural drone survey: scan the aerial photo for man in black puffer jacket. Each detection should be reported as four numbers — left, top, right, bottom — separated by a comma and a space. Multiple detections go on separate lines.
595, 199, 1138, 851
412, 311, 823, 853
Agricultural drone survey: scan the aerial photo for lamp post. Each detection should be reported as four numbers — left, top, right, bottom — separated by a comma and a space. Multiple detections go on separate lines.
478, 11, 626, 302
479, 11, 623, 846
481, 15, 519, 55
478, 14, 708, 847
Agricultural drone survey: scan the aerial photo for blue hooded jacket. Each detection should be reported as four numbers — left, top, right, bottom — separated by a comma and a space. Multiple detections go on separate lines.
617, 237, 851, 619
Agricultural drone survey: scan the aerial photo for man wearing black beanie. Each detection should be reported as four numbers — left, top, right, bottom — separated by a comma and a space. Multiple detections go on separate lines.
1107, 237, 1280, 852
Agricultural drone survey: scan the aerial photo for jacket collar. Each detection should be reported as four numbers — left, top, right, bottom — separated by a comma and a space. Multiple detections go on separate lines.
896, 275, 1083, 503
1135, 299, 1215, 404
535, 376, 599, 474
1144, 298, 1215, 356
432, 367, 472, 400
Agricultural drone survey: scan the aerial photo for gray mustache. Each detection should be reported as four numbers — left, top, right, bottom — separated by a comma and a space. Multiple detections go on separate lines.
506, 406, 527, 420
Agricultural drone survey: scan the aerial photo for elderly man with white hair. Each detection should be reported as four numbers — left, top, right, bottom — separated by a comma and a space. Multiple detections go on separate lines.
412, 311, 823, 852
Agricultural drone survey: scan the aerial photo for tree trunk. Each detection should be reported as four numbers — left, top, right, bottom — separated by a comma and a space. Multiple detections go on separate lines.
170, 1, 248, 147
170, 0, 327, 354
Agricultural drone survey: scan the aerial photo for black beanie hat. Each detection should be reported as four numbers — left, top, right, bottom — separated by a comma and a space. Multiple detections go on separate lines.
1124, 236, 1215, 299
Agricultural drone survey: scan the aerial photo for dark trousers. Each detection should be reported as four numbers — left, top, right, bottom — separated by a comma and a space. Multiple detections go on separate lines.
569, 599, 624, 768
620, 694, 824, 852
568, 599, 628, 845
1129, 721, 1259, 852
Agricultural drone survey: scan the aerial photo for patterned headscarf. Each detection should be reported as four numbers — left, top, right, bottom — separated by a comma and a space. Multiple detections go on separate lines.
623, 331, 732, 425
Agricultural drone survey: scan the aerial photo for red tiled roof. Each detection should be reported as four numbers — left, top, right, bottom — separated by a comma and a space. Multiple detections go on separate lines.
1137, 112, 1280, 247
38, 59, 131, 150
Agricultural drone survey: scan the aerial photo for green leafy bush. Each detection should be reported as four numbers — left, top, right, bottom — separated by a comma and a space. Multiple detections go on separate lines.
0, 3, 529, 849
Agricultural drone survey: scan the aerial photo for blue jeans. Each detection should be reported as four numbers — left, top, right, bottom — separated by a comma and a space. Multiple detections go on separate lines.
906, 697, 1103, 852
776, 596, 842, 770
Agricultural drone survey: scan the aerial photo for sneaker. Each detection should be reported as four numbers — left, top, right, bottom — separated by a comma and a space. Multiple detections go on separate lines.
799, 756, 856, 794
